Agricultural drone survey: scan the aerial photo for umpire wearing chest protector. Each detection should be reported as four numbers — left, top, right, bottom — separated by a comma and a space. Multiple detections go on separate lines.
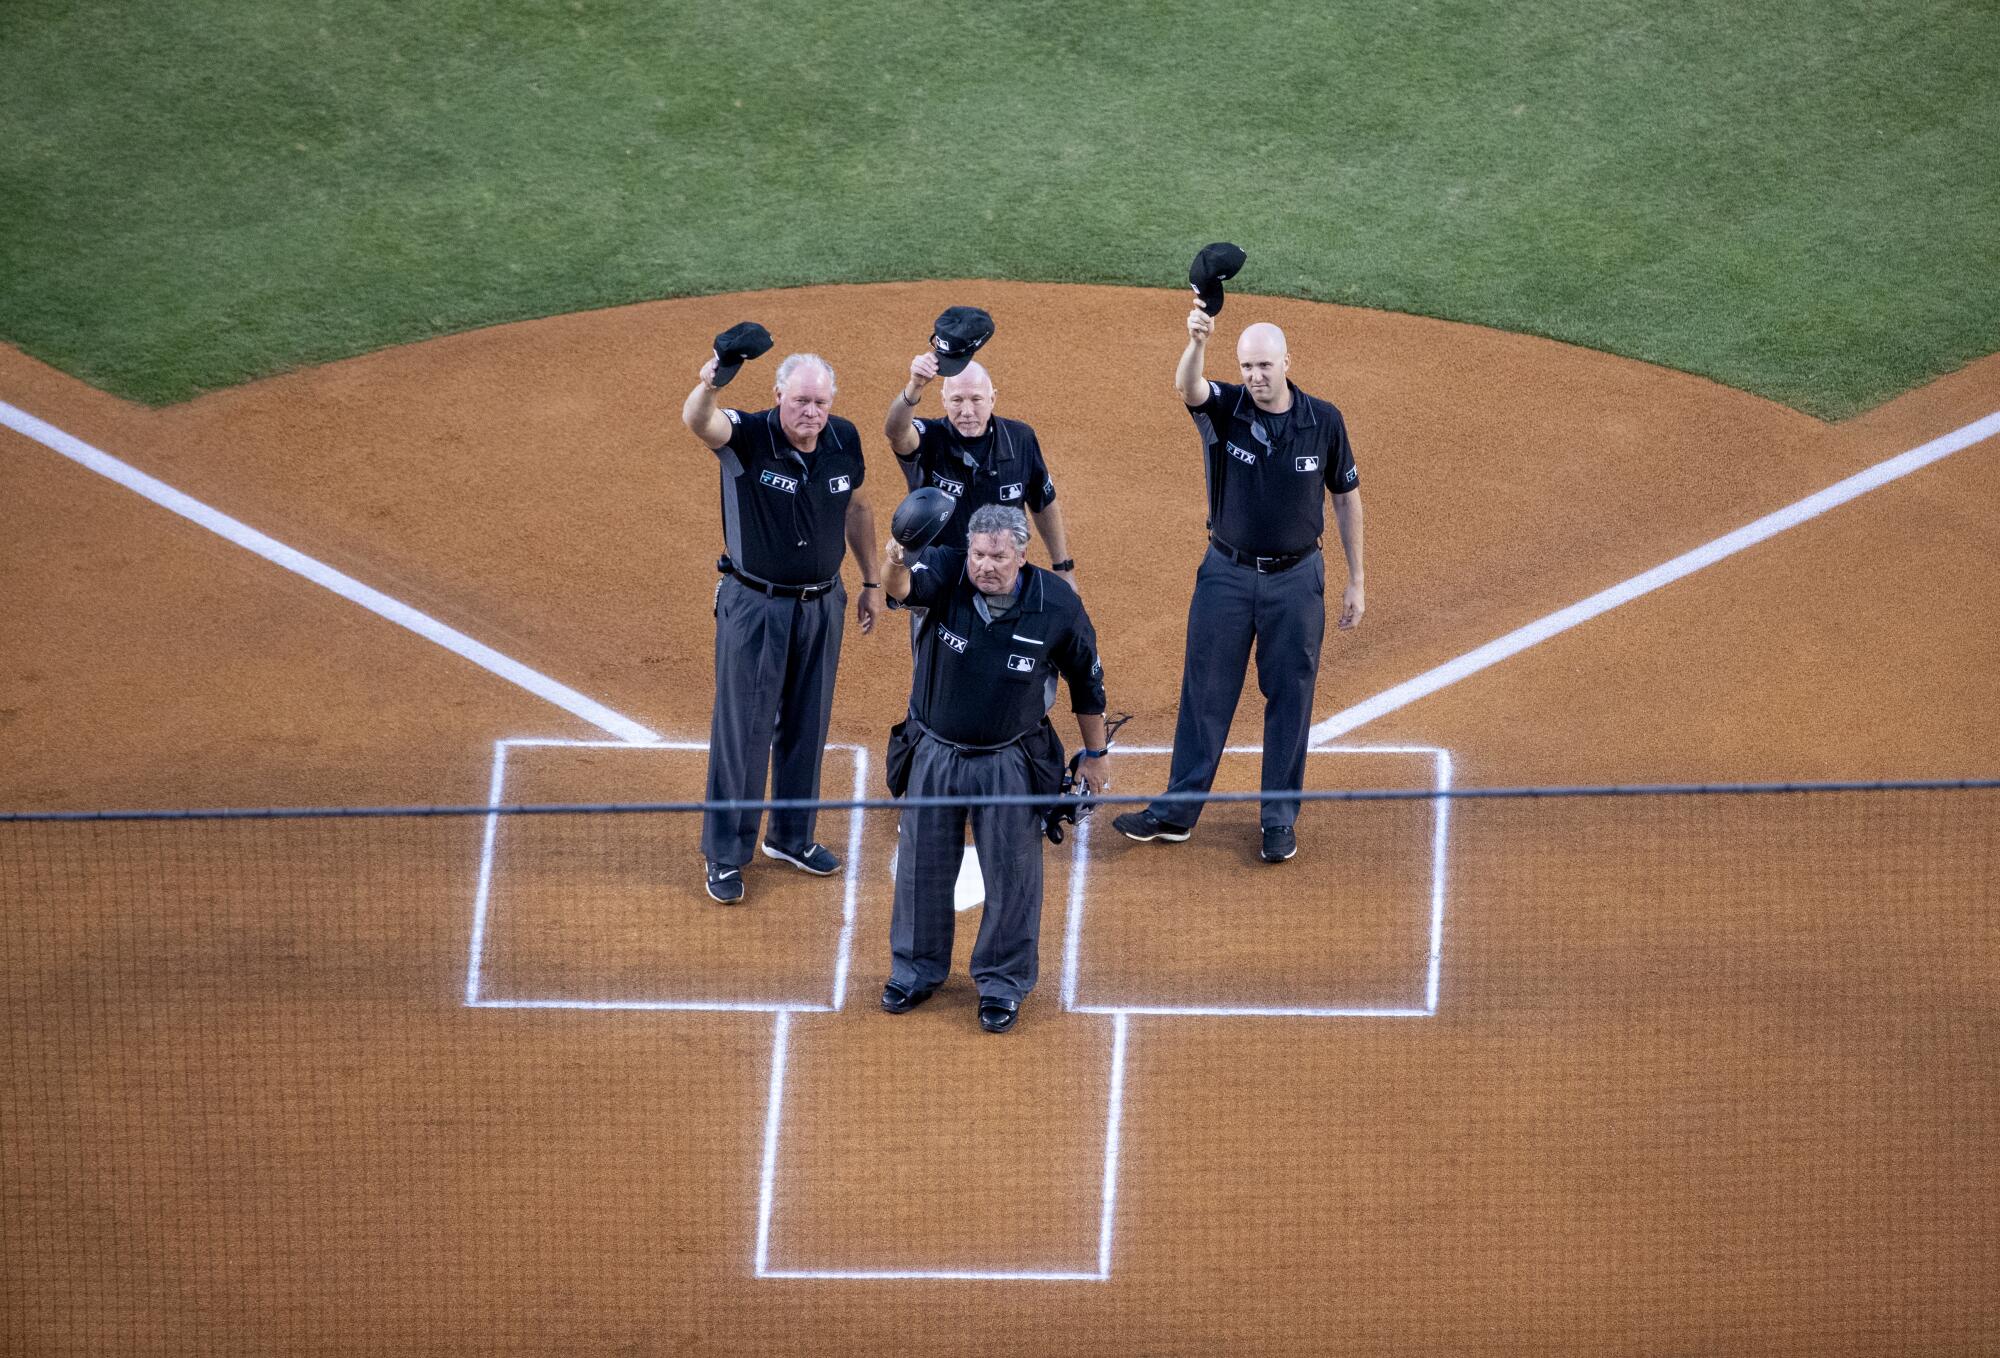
1113, 300, 1366, 866
879, 504, 1111, 1034
681, 335, 881, 905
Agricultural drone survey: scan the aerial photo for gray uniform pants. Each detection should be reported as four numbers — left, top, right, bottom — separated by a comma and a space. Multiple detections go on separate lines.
1150, 546, 1325, 830
701, 575, 845, 866
889, 732, 1045, 1004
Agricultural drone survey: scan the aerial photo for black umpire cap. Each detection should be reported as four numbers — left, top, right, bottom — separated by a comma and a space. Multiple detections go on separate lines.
930, 306, 995, 376
1189, 242, 1247, 316
710, 320, 773, 388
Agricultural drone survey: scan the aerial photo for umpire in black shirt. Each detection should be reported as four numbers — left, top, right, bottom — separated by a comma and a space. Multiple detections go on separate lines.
880, 504, 1110, 1033
682, 349, 881, 904
1113, 307, 1366, 864
884, 350, 1079, 579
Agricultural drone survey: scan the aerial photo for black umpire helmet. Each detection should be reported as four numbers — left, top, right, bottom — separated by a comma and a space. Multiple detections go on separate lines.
890, 485, 957, 550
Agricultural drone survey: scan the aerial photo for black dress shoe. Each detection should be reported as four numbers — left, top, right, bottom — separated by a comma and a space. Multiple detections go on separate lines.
977, 996, 1020, 1034
880, 981, 937, 1014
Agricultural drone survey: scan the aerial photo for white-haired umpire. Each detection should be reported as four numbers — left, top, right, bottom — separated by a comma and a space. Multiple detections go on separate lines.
879, 503, 1110, 1034
682, 350, 881, 905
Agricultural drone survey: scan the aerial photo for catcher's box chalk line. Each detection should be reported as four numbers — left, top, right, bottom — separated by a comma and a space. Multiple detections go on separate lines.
1, 398, 659, 745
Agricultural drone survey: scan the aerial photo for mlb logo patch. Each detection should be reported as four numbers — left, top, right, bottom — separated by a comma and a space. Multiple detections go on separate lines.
1296, 455, 1321, 473
1226, 441, 1257, 465
1344, 466, 1358, 485
759, 469, 800, 493
932, 474, 966, 497
940, 628, 969, 654
827, 474, 851, 493
1006, 654, 1035, 673
999, 482, 1023, 501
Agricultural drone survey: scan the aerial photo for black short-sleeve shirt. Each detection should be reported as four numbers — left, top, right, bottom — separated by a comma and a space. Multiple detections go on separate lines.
715, 408, 865, 585
902, 551, 1106, 746
1188, 380, 1359, 557
896, 415, 1056, 550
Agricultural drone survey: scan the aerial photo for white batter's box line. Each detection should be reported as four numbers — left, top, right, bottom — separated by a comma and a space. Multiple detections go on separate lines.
1061, 745, 1454, 1017
1309, 408, 2000, 744
754, 1011, 1129, 1282
0, 398, 661, 746
463, 738, 867, 1012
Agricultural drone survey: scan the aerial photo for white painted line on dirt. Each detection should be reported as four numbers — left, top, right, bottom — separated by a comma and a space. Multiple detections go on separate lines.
1310, 408, 2000, 744
829, 746, 868, 1012
755, 1011, 1123, 1282
463, 740, 864, 1012
1095, 1013, 1129, 1279
0, 398, 658, 744
753, 1010, 792, 1277
1065, 745, 1450, 1017
1425, 748, 1454, 1014
464, 741, 513, 1004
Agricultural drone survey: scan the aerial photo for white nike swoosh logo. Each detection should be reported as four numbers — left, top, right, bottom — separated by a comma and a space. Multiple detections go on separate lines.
1012, 633, 1042, 642
716, 869, 739, 879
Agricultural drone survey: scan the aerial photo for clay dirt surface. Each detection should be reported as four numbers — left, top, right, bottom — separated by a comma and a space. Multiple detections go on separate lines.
3, 283, 1997, 1355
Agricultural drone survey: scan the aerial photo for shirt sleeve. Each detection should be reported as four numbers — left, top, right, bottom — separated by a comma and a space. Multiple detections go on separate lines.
718, 407, 752, 462
895, 420, 928, 491
903, 546, 960, 610
1022, 427, 1057, 510
1187, 381, 1236, 450
1050, 598, 1108, 716
1322, 406, 1360, 494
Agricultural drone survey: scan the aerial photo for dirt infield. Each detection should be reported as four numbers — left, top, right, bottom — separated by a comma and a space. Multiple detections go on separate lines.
3, 285, 1997, 1355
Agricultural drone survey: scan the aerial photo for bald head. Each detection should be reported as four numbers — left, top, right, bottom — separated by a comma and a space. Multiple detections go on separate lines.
940, 360, 993, 398
940, 360, 997, 436
1237, 323, 1288, 360
1235, 323, 1292, 409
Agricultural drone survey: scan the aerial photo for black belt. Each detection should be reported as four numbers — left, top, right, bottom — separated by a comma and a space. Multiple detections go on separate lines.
718, 556, 837, 600
911, 717, 1035, 755
1210, 535, 1313, 574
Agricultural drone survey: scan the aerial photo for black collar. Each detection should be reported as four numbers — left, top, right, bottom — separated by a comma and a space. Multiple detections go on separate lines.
1231, 381, 1318, 429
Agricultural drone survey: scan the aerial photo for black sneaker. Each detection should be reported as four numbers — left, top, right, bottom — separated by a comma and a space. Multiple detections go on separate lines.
1111, 809, 1192, 843
705, 860, 745, 903
760, 841, 841, 876
1260, 825, 1297, 863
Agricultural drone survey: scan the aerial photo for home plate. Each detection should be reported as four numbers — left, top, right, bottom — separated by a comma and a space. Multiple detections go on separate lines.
887, 843, 987, 912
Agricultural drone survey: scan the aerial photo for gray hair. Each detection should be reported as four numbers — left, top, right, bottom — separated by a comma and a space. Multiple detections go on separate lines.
966, 503, 1030, 549
774, 352, 836, 394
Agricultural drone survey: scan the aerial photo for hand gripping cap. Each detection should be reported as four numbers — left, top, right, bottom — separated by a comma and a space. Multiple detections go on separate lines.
1189, 242, 1247, 316
929, 306, 995, 377
890, 485, 958, 550
711, 321, 773, 388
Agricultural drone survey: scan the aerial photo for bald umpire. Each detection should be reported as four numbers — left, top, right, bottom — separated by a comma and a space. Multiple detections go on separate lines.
1114, 278, 1366, 865
884, 306, 1079, 581
880, 503, 1110, 1034
681, 330, 881, 904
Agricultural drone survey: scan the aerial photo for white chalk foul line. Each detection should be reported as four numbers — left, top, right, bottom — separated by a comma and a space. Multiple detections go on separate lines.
1, 399, 658, 745
1311, 409, 2000, 744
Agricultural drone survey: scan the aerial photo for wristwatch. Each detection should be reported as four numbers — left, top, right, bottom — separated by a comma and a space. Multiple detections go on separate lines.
1051, 558, 1076, 572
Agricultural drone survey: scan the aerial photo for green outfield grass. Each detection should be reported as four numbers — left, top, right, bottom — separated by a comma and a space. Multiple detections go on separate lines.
2, 0, 1995, 414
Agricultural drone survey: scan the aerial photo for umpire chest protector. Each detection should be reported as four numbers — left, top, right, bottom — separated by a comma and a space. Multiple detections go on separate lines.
714, 408, 865, 586
1191, 380, 1359, 558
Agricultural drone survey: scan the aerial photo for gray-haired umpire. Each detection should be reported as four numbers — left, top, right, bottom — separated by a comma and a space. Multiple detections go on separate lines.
880, 503, 1110, 1034
681, 334, 881, 905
